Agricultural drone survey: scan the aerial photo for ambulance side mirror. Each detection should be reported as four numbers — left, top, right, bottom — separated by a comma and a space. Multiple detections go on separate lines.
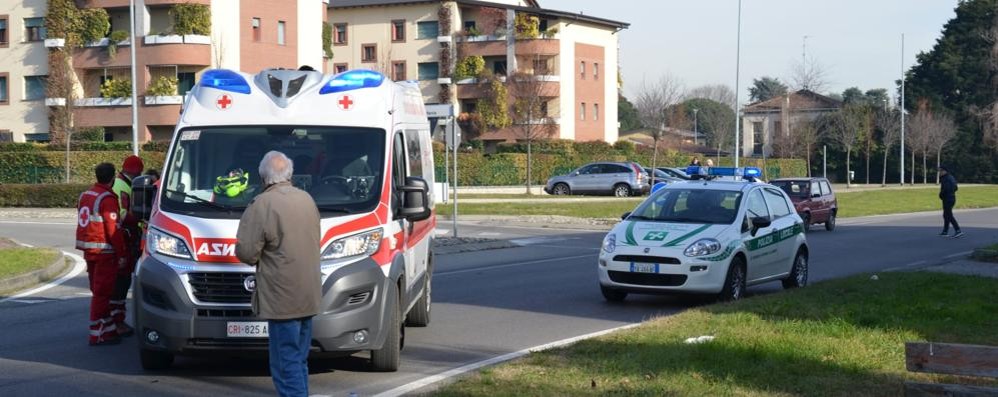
131, 175, 157, 222
400, 177, 431, 222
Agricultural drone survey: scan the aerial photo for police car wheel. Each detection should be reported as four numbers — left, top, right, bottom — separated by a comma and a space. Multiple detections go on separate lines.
613, 184, 632, 197
600, 285, 628, 302
825, 211, 837, 232
553, 183, 571, 195
718, 257, 746, 302
140, 348, 174, 371
782, 250, 809, 289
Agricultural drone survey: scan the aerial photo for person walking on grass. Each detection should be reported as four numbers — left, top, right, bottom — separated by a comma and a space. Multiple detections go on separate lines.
938, 165, 963, 238
235, 151, 321, 397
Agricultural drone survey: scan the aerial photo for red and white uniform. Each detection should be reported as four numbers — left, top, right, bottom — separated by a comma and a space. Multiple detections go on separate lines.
76, 183, 128, 344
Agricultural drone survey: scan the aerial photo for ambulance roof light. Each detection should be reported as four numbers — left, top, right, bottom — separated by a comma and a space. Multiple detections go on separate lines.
199, 69, 252, 94
319, 69, 385, 95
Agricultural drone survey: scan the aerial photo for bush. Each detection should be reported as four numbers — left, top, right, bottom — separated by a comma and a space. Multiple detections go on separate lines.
107, 30, 129, 58
454, 56, 485, 80
78, 8, 110, 44
0, 151, 166, 184
322, 22, 333, 58
146, 76, 179, 96
514, 13, 540, 39
100, 79, 132, 99
143, 141, 171, 152
171, 3, 211, 35
0, 184, 91, 207
75, 127, 106, 142
612, 140, 635, 154
0, 143, 45, 152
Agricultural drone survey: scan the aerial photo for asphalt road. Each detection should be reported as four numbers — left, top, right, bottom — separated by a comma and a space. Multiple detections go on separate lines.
1, 209, 997, 397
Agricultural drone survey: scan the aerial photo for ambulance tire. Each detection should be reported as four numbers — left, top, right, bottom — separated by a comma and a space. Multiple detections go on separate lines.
406, 271, 431, 327
600, 285, 627, 302
371, 283, 402, 372
140, 348, 174, 371
717, 257, 746, 302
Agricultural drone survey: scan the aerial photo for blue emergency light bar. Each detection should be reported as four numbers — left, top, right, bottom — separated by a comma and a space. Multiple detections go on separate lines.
685, 166, 762, 180
198, 69, 252, 94
319, 69, 386, 95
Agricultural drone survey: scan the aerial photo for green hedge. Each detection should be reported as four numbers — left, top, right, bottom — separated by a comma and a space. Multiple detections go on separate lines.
0, 184, 91, 207
0, 151, 165, 184
0, 141, 169, 152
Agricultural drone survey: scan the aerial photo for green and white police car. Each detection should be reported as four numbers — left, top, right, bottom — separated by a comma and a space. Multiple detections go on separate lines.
598, 167, 809, 302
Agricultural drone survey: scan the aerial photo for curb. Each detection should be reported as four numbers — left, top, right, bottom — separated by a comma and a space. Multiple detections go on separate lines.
0, 251, 70, 295
971, 248, 998, 263
433, 240, 519, 255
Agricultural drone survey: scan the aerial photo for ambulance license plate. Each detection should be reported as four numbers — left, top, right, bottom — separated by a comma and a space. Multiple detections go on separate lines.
630, 262, 658, 273
227, 322, 268, 338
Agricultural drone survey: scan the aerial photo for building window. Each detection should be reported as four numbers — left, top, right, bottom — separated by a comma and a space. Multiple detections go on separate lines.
252, 18, 261, 42
24, 17, 46, 42
0, 130, 12, 142
362, 43, 377, 63
391, 20, 405, 42
533, 59, 548, 75
539, 19, 548, 32
417, 21, 439, 40
0, 74, 8, 104
392, 61, 406, 81
493, 61, 507, 76
593, 103, 599, 121
580, 61, 586, 80
178, 72, 196, 95
333, 23, 347, 45
24, 75, 46, 101
0, 17, 8, 47
464, 21, 476, 32
277, 21, 286, 45
580, 102, 586, 121
417, 62, 439, 81
540, 101, 549, 117
334, 63, 348, 73
752, 121, 764, 156
594, 63, 599, 80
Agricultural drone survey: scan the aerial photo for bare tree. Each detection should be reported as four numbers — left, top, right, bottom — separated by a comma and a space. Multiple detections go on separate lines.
875, 108, 901, 186
907, 108, 935, 184
824, 105, 868, 187
508, 69, 558, 194
789, 56, 830, 94
794, 118, 819, 177
685, 84, 736, 109
634, 75, 684, 178
928, 112, 958, 184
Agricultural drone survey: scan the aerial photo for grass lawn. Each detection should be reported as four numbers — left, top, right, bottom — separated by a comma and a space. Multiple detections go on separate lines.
435, 272, 998, 397
438, 186, 998, 220
0, 246, 61, 279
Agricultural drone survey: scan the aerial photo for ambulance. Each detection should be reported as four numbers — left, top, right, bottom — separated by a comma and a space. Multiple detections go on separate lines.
598, 167, 809, 302
129, 68, 436, 372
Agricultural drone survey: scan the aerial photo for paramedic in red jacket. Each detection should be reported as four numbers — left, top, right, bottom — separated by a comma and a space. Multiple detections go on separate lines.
76, 163, 130, 346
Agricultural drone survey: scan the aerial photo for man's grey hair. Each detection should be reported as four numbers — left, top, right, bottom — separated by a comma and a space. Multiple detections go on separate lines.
259, 151, 294, 185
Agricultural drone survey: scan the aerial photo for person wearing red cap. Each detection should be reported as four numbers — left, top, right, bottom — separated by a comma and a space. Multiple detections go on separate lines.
110, 155, 144, 337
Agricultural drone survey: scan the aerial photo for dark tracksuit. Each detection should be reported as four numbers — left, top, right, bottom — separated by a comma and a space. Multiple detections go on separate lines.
939, 173, 960, 233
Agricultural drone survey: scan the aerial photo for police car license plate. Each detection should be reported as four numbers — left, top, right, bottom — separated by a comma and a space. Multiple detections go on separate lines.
630, 262, 659, 273
227, 322, 268, 338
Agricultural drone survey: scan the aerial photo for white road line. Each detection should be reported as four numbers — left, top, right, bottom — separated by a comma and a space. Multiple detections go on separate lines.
436, 253, 597, 277
373, 323, 641, 397
0, 251, 85, 304
9, 299, 50, 304
944, 251, 973, 259
0, 220, 75, 226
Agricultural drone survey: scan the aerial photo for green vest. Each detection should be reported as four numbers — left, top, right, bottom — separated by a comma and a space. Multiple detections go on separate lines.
112, 175, 132, 218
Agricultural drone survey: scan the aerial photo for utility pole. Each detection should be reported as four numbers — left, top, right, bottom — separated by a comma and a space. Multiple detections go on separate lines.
692, 108, 699, 146
900, 33, 905, 186
802, 35, 810, 65
733, 0, 742, 168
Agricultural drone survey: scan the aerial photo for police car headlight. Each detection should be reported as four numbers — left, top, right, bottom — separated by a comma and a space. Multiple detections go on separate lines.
684, 238, 721, 257
322, 229, 383, 260
147, 228, 192, 259
602, 234, 617, 253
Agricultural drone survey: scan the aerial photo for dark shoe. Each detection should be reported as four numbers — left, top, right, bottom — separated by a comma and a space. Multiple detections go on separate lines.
117, 323, 135, 338
938, 231, 949, 236
89, 335, 122, 346
952, 231, 965, 239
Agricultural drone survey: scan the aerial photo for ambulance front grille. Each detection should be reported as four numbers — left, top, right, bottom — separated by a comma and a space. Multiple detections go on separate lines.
188, 272, 253, 304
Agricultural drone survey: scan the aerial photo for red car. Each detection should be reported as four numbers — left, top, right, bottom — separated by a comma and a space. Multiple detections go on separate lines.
770, 178, 838, 232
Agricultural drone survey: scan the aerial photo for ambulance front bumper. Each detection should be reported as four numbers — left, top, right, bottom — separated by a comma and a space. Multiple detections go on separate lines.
597, 246, 731, 295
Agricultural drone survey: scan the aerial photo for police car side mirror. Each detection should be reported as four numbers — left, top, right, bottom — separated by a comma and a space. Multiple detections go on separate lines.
400, 177, 431, 222
130, 175, 157, 222
750, 217, 772, 237
621, 211, 631, 220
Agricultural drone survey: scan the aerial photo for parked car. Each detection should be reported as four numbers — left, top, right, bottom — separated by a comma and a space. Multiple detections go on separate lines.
769, 177, 838, 231
643, 168, 685, 185
545, 162, 649, 197
658, 167, 692, 180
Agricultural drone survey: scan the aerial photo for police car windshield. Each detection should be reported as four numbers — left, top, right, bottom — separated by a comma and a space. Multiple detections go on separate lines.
160, 126, 386, 219
629, 189, 743, 224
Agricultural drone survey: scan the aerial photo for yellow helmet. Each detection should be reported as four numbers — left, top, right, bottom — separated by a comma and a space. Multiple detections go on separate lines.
214, 168, 249, 198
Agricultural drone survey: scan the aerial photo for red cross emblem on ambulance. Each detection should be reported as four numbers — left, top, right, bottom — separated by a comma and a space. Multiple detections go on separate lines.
216, 94, 233, 110
337, 95, 354, 110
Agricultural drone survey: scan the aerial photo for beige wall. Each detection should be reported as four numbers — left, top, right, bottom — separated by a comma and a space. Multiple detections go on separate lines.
0, 0, 50, 141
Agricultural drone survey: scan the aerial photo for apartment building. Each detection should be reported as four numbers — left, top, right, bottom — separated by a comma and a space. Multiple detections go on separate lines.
327, 0, 627, 146
0, 0, 325, 143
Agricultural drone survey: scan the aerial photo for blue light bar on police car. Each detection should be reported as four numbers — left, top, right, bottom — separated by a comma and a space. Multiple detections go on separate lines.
198, 69, 252, 94
319, 69, 386, 95
686, 166, 762, 180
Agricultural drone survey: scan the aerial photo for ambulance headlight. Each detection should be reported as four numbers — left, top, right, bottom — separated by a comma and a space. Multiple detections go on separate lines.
684, 238, 721, 257
148, 228, 192, 259
322, 229, 383, 260
602, 234, 617, 253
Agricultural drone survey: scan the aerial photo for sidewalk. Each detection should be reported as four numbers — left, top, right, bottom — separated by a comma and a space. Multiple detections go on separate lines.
922, 259, 998, 279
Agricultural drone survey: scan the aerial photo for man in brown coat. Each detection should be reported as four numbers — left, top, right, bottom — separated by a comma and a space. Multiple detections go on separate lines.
235, 151, 321, 397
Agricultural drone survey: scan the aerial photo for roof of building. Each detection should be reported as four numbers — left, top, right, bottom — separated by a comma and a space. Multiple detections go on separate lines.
742, 89, 842, 114
329, 0, 629, 29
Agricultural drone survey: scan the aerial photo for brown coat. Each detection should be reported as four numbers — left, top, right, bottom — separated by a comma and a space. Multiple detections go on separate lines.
235, 182, 322, 320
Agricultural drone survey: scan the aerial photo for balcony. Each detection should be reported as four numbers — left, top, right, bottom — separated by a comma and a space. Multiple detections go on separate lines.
73, 99, 183, 128
81, 0, 208, 7
457, 38, 559, 57
457, 78, 559, 100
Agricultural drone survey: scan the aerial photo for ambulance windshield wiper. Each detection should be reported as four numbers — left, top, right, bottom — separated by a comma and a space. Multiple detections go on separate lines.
166, 189, 233, 212
316, 205, 354, 214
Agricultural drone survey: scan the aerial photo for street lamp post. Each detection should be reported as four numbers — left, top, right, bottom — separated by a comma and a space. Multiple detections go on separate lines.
900, 33, 905, 186
129, 0, 139, 155
692, 108, 699, 146
733, 0, 742, 168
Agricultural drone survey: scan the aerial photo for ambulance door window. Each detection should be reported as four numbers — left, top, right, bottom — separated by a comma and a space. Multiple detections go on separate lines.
392, 131, 407, 217
404, 129, 423, 180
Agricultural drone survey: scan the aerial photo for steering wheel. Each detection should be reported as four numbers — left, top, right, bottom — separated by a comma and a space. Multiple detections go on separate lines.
319, 175, 350, 185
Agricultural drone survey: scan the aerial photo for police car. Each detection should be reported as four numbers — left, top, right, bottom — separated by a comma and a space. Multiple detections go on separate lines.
598, 167, 809, 302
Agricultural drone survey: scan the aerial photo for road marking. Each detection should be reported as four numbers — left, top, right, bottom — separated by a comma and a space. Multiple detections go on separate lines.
373, 323, 641, 397
0, 251, 85, 304
8, 299, 51, 304
476, 232, 502, 237
944, 251, 973, 259
436, 253, 597, 277
0, 220, 75, 226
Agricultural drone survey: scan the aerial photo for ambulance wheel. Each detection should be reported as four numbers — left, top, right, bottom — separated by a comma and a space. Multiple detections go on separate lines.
552, 183, 571, 195
717, 257, 746, 302
782, 248, 809, 289
600, 285, 627, 302
140, 348, 174, 371
371, 283, 402, 372
825, 210, 837, 231
406, 271, 431, 327
613, 184, 632, 197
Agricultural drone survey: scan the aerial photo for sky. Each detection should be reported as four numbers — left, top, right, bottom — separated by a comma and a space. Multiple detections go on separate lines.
540, 0, 959, 102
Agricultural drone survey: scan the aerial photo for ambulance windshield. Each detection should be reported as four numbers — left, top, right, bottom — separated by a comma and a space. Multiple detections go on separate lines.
160, 126, 386, 218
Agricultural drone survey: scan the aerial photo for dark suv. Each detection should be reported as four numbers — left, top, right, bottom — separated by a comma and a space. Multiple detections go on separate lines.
770, 178, 838, 231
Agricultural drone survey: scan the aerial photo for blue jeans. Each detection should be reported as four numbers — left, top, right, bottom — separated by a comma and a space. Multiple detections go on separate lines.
268, 317, 313, 397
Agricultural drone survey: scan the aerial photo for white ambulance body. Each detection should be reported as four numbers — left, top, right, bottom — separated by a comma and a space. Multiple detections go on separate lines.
132, 69, 436, 372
